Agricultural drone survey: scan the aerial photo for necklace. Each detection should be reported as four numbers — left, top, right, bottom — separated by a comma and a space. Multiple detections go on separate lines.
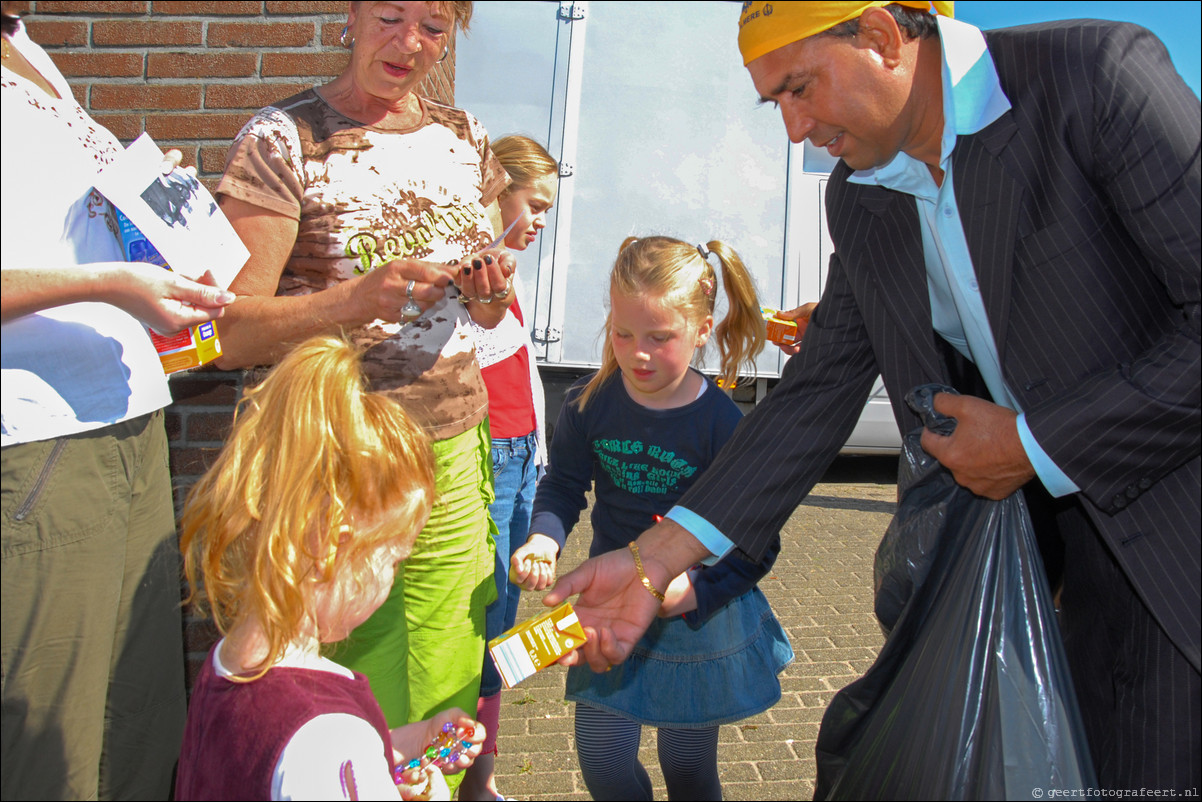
2, 37, 11, 60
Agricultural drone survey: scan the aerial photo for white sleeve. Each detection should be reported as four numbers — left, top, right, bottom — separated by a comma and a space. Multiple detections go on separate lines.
271, 713, 401, 801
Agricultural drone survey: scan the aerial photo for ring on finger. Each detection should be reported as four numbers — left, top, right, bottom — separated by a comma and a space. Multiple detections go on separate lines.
477, 294, 493, 304
493, 277, 513, 300
401, 280, 422, 320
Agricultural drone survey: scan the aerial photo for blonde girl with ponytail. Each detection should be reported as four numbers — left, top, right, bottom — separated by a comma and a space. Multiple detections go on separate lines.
509, 236, 793, 801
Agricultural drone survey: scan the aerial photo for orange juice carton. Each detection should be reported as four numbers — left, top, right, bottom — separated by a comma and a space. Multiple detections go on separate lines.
487, 602, 587, 689
762, 306, 802, 346
115, 208, 222, 374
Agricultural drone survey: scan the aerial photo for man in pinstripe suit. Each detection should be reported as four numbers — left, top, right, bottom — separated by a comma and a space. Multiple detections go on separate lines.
548, 1, 1200, 791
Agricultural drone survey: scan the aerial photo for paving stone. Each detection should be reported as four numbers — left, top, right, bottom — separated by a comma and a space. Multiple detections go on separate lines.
490, 456, 897, 801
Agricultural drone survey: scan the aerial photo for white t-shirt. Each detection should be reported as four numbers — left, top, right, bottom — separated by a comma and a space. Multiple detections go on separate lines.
1, 21, 170, 446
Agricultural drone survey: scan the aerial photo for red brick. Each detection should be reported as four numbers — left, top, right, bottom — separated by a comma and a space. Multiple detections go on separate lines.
153, 0, 259, 14
170, 445, 222, 476
145, 112, 249, 140
66, 82, 91, 105
204, 81, 308, 110
184, 410, 236, 442
4, 2, 32, 15
167, 373, 241, 405
164, 410, 183, 442
261, 50, 346, 78
266, 1, 348, 13
199, 144, 233, 175
208, 21, 315, 48
321, 21, 347, 47
91, 83, 202, 111
37, 1, 147, 12
24, 19, 88, 47
147, 51, 257, 79
53, 51, 144, 78
93, 20, 202, 47
90, 112, 145, 141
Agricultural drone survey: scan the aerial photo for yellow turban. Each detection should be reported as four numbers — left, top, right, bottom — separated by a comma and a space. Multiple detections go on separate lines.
737, 1, 955, 66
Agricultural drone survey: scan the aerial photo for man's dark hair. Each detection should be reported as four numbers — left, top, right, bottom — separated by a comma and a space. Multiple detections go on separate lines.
825, 3, 940, 40
2, 13, 19, 37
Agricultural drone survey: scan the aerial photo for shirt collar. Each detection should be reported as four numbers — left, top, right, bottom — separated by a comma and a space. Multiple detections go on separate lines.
848, 15, 1011, 190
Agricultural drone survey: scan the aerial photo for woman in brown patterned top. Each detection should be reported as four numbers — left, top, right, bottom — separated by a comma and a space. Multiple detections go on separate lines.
212, 4, 509, 786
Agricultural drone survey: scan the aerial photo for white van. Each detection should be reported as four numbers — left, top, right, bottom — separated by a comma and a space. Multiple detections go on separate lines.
455, 1, 901, 454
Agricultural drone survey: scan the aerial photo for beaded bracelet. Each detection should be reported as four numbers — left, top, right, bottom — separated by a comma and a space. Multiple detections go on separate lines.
628, 541, 666, 602
393, 722, 476, 787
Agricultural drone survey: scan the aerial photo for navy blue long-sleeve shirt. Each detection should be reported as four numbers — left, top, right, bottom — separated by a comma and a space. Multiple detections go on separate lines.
529, 371, 780, 624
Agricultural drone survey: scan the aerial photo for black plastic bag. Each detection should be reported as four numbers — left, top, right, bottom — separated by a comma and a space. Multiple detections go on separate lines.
814, 385, 1096, 800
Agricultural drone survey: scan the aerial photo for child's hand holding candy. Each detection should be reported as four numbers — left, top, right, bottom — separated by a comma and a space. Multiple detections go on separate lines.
391, 709, 485, 792
510, 533, 560, 591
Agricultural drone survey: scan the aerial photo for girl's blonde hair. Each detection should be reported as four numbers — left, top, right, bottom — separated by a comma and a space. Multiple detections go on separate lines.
576, 236, 766, 409
180, 335, 435, 678
492, 134, 558, 191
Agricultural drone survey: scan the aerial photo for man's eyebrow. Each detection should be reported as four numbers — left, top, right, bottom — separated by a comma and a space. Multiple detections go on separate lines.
757, 70, 813, 105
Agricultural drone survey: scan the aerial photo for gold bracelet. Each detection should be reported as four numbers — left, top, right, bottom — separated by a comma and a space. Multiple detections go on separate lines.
628, 541, 665, 602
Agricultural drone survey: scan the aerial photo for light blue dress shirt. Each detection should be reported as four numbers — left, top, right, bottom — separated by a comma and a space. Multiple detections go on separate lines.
672, 16, 1078, 563
844, 14, 1077, 498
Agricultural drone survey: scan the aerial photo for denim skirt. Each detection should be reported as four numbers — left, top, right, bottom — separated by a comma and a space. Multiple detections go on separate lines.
565, 586, 794, 728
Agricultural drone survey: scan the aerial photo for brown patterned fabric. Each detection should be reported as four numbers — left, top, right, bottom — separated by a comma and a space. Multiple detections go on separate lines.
217, 89, 510, 439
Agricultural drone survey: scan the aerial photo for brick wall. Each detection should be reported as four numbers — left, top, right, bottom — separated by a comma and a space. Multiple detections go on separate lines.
15, 1, 458, 182
13, 1, 459, 688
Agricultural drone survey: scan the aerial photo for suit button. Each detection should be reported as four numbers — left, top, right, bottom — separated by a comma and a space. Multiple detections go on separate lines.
1126, 486, 1140, 499
1113, 494, 1128, 509
1138, 478, 1153, 490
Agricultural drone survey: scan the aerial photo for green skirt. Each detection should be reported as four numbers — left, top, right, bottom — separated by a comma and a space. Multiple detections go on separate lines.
327, 420, 497, 728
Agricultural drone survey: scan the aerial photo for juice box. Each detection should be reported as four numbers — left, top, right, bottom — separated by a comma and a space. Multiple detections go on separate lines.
487, 602, 587, 689
115, 208, 222, 374
762, 306, 802, 346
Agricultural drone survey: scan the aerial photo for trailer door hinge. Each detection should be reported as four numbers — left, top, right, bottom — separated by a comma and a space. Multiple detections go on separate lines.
558, 3, 586, 22
558, 162, 575, 178
534, 327, 563, 344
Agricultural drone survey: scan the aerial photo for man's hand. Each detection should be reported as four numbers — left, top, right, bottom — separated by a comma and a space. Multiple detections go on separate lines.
542, 546, 659, 672
543, 519, 709, 672
919, 392, 1036, 499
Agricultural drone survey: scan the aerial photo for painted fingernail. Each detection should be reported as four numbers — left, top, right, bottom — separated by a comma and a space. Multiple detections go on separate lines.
472, 258, 483, 270
484, 255, 493, 266
463, 266, 472, 275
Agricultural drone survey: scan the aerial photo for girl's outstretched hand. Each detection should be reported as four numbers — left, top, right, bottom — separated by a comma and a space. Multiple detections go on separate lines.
390, 708, 484, 778
510, 533, 559, 591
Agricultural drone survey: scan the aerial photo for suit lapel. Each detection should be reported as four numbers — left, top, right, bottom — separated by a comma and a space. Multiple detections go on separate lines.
853, 185, 945, 382
952, 113, 1023, 366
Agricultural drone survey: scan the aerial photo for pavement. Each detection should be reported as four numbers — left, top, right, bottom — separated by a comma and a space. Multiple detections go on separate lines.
488, 456, 900, 801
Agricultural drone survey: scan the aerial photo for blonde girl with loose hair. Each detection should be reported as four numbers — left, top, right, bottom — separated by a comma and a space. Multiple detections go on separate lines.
175, 335, 485, 802
509, 236, 792, 801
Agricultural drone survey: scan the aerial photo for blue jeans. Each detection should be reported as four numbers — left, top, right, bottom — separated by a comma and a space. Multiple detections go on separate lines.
480, 431, 540, 697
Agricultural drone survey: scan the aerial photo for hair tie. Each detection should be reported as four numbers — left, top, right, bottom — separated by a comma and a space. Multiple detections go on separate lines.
696, 244, 711, 260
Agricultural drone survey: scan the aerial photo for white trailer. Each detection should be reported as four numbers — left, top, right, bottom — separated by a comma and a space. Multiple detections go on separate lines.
455, 1, 900, 453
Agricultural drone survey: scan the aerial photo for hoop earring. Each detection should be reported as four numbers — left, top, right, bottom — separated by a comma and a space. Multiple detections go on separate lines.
437, 45, 450, 63
340, 25, 354, 49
